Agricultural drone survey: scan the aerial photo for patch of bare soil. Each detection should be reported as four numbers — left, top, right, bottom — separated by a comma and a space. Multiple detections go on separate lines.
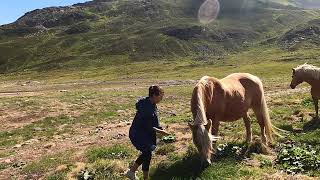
0, 99, 83, 131
0, 110, 46, 131
166, 123, 192, 152
0, 120, 132, 179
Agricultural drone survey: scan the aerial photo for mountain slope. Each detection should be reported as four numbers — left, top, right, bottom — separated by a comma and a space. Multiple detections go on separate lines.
259, 0, 320, 8
0, 0, 319, 72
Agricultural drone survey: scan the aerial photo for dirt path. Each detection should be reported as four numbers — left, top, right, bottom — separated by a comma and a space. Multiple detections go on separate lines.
0, 79, 198, 98
0, 79, 309, 98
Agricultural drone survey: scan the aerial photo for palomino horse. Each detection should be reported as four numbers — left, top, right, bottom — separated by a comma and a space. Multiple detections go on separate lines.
290, 64, 320, 118
188, 74, 276, 165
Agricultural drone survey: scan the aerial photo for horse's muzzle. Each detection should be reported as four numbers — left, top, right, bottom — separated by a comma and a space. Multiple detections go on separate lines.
290, 84, 295, 89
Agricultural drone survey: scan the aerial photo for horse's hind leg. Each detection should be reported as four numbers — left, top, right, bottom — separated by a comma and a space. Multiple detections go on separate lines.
312, 97, 319, 118
243, 113, 252, 143
253, 108, 267, 145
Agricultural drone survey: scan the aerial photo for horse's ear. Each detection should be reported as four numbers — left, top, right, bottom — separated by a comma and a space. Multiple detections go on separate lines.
205, 119, 212, 132
292, 68, 295, 74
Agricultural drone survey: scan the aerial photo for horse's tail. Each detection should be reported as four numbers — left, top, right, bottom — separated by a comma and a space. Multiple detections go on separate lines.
259, 84, 285, 143
260, 93, 275, 143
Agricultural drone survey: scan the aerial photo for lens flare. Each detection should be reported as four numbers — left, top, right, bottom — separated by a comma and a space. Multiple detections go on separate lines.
198, 0, 220, 24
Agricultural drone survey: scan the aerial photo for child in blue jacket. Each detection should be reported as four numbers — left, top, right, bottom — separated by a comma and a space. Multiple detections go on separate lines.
125, 85, 169, 180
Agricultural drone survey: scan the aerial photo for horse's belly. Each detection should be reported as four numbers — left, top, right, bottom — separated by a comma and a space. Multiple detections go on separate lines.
221, 103, 250, 121
222, 112, 246, 121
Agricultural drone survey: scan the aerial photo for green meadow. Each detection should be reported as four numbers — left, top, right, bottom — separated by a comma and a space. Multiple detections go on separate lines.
1, 46, 320, 179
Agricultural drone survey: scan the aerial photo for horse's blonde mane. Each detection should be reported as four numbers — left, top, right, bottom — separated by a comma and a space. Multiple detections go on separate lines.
294, 63, 320, 80
190, 76, 216, 161
193, 76, 210, 125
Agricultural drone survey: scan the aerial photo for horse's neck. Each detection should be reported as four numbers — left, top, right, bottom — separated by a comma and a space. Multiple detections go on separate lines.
303, 76, 320, 87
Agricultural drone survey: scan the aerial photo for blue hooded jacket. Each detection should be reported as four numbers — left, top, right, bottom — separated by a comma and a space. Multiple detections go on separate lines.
129, 97, 162, 152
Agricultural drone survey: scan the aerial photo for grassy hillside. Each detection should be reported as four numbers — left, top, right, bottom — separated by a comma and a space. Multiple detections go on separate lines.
0, 0, 320, 73
260, 0, 320, 8
1, 1, 320, 179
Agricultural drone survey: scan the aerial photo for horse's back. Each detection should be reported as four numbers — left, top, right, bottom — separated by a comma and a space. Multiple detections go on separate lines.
223, 73, 261, 83
221, 73, 263, 92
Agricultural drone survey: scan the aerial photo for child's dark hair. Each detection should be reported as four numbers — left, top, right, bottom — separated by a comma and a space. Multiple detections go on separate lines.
149, 85, 164, 97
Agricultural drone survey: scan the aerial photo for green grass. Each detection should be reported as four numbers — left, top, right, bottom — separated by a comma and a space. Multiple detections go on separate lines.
0, 45, 319, 85
87, 159, 127, 179
46, 171, 68, 180
0, 151, 14, 159
156, 144, 176, 156
0, 163, 6, 170
302, 97, 314, 107
277, 143, 320, 174
86, 144, 135, 163
0, 115, 72, 148
22, 152, 72, 175
0, 89, 136, 148
150, 143, 276, 180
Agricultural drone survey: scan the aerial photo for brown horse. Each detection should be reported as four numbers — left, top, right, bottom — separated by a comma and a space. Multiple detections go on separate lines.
290, 63, 320, 118
188, 74, 276, 165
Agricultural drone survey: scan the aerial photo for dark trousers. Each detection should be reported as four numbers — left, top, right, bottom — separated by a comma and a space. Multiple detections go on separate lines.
135, 150, 152, 171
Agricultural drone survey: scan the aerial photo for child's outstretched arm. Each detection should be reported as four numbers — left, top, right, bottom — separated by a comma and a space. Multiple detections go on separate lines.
153, 127, 170, 136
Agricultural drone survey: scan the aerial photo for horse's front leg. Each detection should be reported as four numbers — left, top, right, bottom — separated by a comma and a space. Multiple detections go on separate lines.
243, 113, 252, 143
313, 97, 319, 119
210, 119, 220, 156
211, 120, 220, 136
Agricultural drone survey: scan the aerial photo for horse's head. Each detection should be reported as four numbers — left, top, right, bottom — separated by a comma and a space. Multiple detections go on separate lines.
188, 119, 218, 165
290, 68, 303, 89
190, 76, 220, 165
